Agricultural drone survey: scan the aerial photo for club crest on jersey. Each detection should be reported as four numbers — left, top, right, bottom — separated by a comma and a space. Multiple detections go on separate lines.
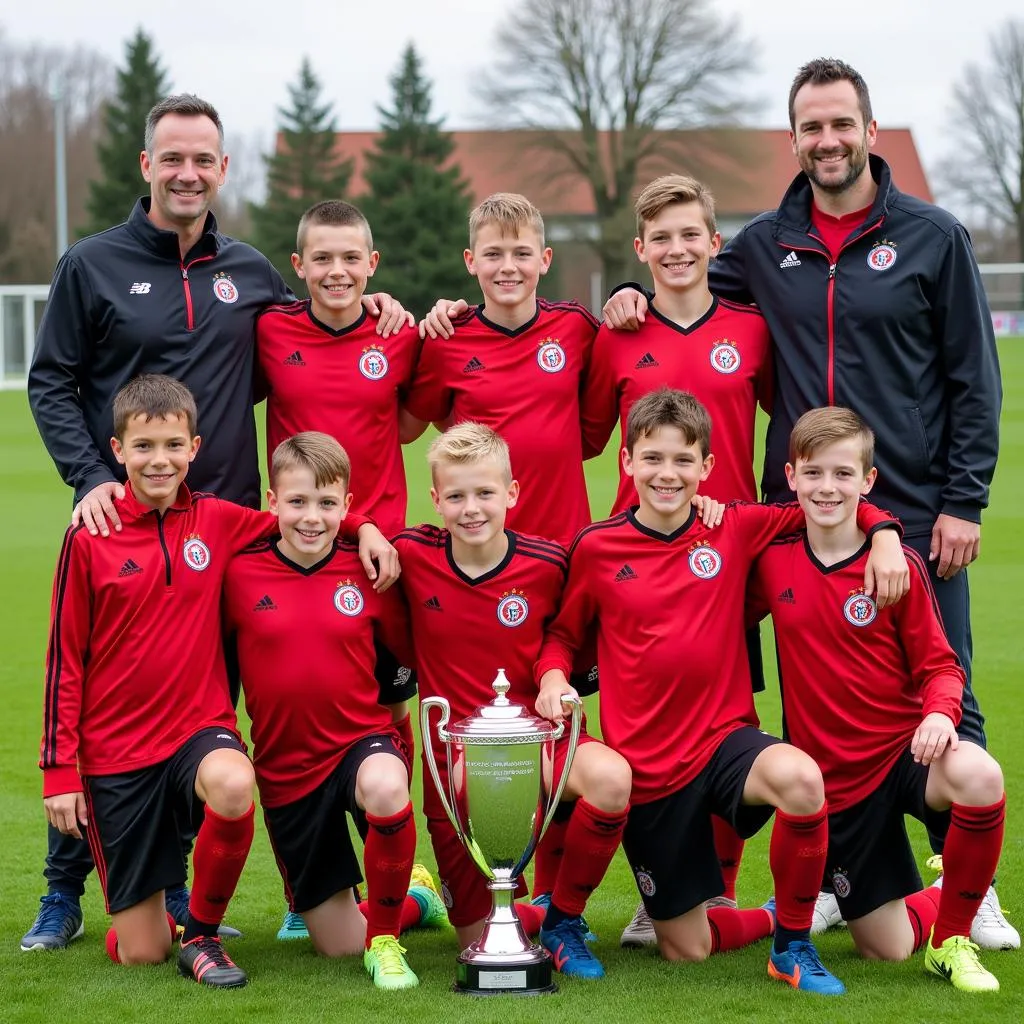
709, 339, 741, 375
497, 588, 529, 627
212, 273, 239, 303
359, 344, 389, 380
843, 588, 877, 627
183, 536, 211, 572
536, 338, 567, 373
687, 541, 723, 580
832, 869, 852, 899
866, 240, 897, 272
635, 870, 656, 897
334, 579, 365, 617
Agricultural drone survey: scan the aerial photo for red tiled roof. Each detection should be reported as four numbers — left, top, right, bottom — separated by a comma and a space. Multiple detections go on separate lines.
330, 127, 931, 217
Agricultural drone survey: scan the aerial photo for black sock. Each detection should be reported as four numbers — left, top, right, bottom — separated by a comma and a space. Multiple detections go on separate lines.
773, 923, 809, 954
181, 913, 219, 944
542, 901, 574, 931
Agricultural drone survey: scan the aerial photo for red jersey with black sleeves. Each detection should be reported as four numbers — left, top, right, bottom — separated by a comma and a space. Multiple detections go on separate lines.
750, 536, 964, 811
39, 483, 276, 797
403, 300, 598, 546
581, 297, 772, 509
222, 538, 417, 807
256, 303, 420, 537
536, 501, 897, 803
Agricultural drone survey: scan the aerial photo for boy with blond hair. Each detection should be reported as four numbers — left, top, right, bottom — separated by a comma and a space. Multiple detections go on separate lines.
395, 422, 633, 979
536, 388, 907, 995
223, 432, 442, 990
749, 407, 1006, 993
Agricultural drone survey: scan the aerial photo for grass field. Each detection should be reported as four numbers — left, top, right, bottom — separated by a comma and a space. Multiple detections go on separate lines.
0, 344, 1021, 1023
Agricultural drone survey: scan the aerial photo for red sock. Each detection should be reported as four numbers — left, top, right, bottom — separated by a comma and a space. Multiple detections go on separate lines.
105, 913, 176, 964
514, 901, 546, 937
933, 796, 1005, 946
905, 887, 941, 952
358, 893, 423, 932
186, 802, 255, 938
769, 805, 828, 935
363, 802, 416, 945
550, 800, 628, 917
532, 814, 569, 898
707, 906, 774, 952
394, 713, 415, 765
712, 816, 745, 902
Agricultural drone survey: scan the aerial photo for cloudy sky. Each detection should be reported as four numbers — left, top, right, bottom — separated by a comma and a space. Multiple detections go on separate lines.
7, 0, 1020, 185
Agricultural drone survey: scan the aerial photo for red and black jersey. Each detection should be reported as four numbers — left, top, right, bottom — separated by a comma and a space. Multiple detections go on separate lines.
222, 538, 417, 807
256, 302, 420, 537
751, 536, 964, 811
536, 501, 896, 804
581, 296, 772, 508
39, 483, 276, 796
403, 300, 598, 546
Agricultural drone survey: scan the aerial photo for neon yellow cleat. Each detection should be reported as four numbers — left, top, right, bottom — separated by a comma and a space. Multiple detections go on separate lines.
363, 935, 419, 991
925, 930, 999, 992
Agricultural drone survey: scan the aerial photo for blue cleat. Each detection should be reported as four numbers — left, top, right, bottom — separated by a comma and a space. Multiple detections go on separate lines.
166, 886, 243, 939
532, 892, 597, 943
768, 939, 845, 995
761, 896, 777, 932
540, 917, 606, 979
276, 910, 309, 941
20, 893, 84, 951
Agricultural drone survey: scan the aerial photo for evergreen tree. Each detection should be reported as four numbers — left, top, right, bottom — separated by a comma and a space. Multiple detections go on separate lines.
361, 44, 472, 316
82, 28, 170, 235
248, 59, 352, 288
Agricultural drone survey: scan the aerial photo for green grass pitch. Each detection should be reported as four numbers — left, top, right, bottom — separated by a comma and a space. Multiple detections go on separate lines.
0, 342, 1021, 1022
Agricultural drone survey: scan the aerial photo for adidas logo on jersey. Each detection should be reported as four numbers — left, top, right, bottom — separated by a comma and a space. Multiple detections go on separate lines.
283, 350, 306, 366
778, 251, 802, 269
462, 356, 485, 373
423, 595, 443, 611
614, 564, 639, 582
118, 559, 143, 577
777, 587, 796, 604
635, 352, 660, 369
253, 594, 277, 611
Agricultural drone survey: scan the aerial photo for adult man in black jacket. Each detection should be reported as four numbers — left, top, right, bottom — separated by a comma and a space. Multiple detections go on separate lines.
24, 93, 404, 954
604, 59, 1012, 950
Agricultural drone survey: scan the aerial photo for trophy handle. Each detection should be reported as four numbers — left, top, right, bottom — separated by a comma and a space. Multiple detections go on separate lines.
539, 694, 583, 839
418, 697, 465, 841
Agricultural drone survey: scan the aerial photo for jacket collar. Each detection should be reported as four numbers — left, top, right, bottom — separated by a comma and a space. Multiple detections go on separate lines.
119, 480, 195, 520
775, 154, 897, 234
125, 197, 221, 262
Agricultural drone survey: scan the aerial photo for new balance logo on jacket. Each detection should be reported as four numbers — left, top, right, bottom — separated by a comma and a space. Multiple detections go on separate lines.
283, 350, 306, 366
778, 252, 802, 269
253, 595, 277, 611
118, 559, 143, 577
462, 357, 485, 373
614, 564, 639, 582
634, 352, 660, 369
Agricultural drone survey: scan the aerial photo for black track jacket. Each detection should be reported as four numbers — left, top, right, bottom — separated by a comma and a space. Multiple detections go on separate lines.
28, 199, 292, 508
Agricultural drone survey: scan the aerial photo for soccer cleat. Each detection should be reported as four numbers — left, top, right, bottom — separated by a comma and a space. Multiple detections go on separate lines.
810, 890, 845, 935
761, 896, 777, 931
705, 895, 739, 910
363, 935, 419, 990
768, 939, 846, 995
276, 910, 310, 940
165, 886, 243, 940
925, 930, 999, 992
531, 891, 597, 943
540, 917, 606, 978
409, 887, 449, 929
927, 860, 1018, 951
177, 935, 248, 988
20, 893, 84, 952
620, 900, 657, 947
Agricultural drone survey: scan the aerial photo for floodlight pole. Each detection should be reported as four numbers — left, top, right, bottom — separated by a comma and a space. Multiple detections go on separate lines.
51, 74, 68, 259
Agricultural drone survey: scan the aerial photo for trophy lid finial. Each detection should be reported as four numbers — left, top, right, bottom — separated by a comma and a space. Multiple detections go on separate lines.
492, 669, 511, 704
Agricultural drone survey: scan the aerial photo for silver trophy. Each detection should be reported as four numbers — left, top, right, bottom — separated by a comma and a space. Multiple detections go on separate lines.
420, 669, 582, 996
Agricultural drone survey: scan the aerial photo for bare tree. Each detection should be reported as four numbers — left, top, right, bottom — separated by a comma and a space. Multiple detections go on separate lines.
940, 19, 1024, 264
215, 128, 270, 239
478, 0, 760, 287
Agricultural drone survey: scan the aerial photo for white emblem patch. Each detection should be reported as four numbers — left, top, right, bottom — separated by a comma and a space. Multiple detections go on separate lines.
688, 545, 723, 580
866, 243, 897, 272
843, 593, 877, 627
636, 871, 656, 897
183, 538, 211, 571
334, 583, 365, 617
359, 347, 389, 380
536, 340, 566, 374
833, 870, 851, 899
212, 275, 239, 303
710, 342, 741, 375
497, 591, 529, 627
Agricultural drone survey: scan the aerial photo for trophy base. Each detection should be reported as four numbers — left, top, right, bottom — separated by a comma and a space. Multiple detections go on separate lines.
454, 955, 557, 996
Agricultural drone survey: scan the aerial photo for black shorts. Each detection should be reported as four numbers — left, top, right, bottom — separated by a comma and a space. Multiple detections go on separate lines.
263, 734, 408, 915
622, 727, 781, 920
826, 749, 951, 921
82, 726, 246, 914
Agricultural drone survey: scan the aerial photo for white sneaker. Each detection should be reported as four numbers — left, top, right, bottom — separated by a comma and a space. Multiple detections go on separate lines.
620, 901, 657, 947
970, 886, 1020, 951
810, 890, 845, 935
